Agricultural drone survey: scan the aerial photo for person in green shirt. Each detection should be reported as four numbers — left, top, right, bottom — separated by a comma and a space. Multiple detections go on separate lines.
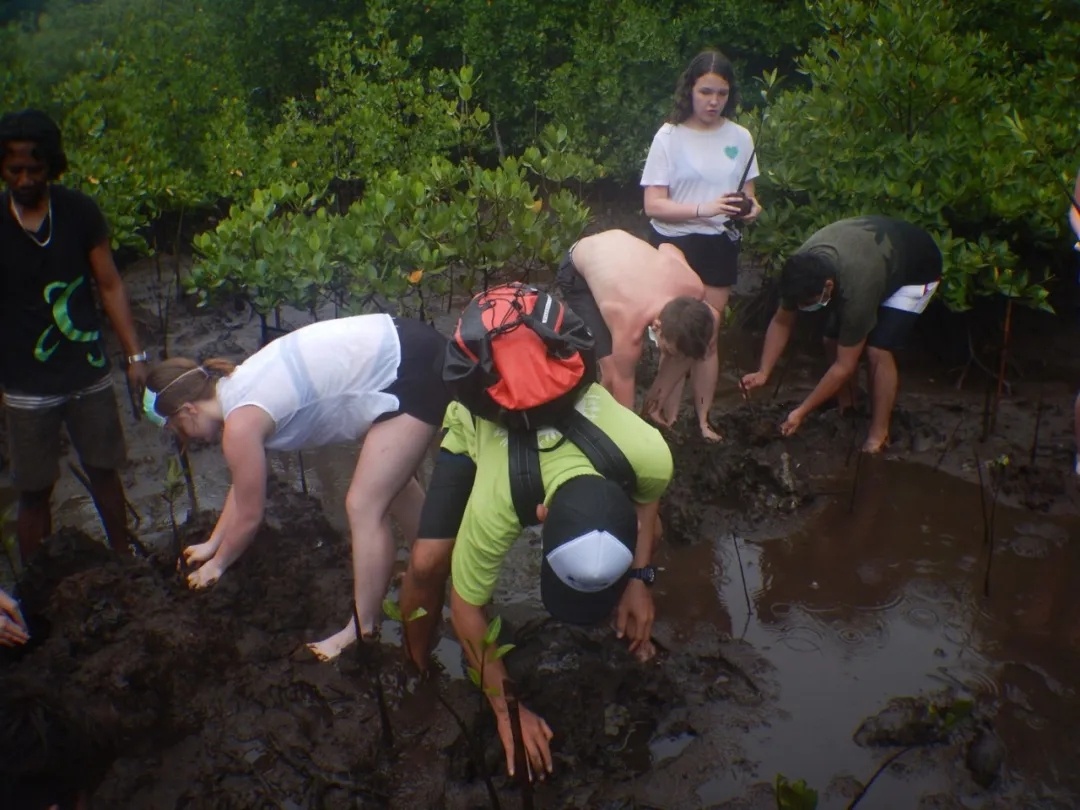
399, 382, 673, 781
742, 216, 942, 453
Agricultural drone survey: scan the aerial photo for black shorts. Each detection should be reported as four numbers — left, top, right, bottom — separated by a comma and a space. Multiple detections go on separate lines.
416, 450, 477, 538
825, 306, 921, 352
648, 227, 740, 288
4, 379, 127, 492
555, 248, 613, 359
375, 318, 452, 427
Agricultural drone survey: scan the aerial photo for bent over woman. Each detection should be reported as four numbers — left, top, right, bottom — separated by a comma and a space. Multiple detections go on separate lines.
144, 314, 449, 660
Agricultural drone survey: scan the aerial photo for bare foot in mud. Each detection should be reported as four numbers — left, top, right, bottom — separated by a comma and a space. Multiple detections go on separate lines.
187, 559, 225, 589
861, 434, 890, 454
699, 423, 723, 443
307, 620, 358, 662
645, 407, 676, 430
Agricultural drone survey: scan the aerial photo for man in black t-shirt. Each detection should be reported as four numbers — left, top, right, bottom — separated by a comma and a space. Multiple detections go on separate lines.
742, 216, 942, 453
0, 109, 147, 559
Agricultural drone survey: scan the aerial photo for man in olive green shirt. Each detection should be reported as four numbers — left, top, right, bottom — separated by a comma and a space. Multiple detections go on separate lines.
399, 383, 673, 781
742, 216, 942, 452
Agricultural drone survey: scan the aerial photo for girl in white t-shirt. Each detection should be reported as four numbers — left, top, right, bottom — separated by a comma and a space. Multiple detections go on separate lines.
143, 315, 451, 661
641, 50, 762, 440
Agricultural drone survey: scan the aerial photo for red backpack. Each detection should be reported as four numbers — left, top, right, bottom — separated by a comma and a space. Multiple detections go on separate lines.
443, 282, 597, 430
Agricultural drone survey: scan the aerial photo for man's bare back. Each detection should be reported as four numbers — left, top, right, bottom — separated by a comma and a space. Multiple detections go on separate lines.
561, 229, 721, 429
571, 230, 704, 340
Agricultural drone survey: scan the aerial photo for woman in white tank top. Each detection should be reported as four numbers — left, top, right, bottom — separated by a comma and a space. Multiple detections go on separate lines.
144, 314, 450, 661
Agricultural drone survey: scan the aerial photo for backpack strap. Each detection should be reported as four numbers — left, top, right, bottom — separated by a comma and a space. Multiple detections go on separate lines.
506, 409, 638, 529
508, 428, 544, 527
519, 290, 593, 358
559, 409, 637, 497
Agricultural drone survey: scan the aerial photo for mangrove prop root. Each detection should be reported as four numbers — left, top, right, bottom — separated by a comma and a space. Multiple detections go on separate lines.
989, 299, 1013, 437
431, 688, 502, 810
1029, 392, 1044, 467
848, 448, 864, 514
846, 745, 916, 810
503, 679, 535, 808
933, 413, 966, 472
66, 462, 149, 557
352, 603, 393, 750
730, 533, 754, 617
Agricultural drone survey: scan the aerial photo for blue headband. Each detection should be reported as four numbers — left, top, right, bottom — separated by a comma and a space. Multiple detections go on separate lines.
143, 387, 167, 427
142, 366, 210, 428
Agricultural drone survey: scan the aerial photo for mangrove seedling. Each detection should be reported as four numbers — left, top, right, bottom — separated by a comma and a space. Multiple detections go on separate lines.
974, 453, 1010, 597
466, 615, 516, 701
351, 603, 394, 750
848, 699, 974, 809
466, 615, 516, 801
381, 596, 428, 669
775, 774, 818, 810
381, 597, 428, 625
162, 455, 185, 566
502, 678, 535, 809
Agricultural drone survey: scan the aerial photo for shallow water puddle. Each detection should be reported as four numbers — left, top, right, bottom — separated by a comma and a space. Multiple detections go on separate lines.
654, 458, 1080, 807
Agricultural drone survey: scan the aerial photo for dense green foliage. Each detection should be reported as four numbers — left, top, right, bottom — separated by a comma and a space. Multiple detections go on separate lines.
3, 0, 1077, 317
755, 0, 1079, 312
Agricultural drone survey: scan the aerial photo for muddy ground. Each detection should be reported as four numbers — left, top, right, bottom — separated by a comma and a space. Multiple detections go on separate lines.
2, 240, 1079, 809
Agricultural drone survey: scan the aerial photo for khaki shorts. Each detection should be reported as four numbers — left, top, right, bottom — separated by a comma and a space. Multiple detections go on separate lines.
4, 382, 127, 492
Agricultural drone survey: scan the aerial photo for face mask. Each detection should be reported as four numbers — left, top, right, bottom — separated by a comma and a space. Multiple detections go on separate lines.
143, 387, 167, 428
799, 290, 831, 313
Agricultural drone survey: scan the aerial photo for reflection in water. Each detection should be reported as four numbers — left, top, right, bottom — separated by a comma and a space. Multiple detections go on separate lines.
655, 459, 1080, 807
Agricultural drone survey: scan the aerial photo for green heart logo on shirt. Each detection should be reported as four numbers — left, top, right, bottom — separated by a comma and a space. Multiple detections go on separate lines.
724, 145, 739, 159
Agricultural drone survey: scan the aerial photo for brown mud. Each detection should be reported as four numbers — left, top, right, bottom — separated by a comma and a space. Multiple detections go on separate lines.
2, 251, 1080, 809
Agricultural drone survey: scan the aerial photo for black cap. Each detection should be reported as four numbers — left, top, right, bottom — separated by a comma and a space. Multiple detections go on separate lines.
540, 475, 637, 625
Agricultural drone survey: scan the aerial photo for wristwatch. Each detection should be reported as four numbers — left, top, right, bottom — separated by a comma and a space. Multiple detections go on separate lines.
627, 566, 657, 586
126, 351, 148, 365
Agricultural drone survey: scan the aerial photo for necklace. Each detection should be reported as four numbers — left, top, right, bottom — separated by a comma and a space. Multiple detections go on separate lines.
9, 194, 53, 248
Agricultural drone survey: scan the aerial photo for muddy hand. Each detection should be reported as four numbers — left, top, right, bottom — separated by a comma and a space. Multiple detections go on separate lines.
615, 580, 655, 659
126, 361, 149, 418
497, 703, 553, 781
0, 590, 29, 647
181, 537, 220, 570
187, 560, 224, 589
741, 371, 767, 394
780, 407, 805, 437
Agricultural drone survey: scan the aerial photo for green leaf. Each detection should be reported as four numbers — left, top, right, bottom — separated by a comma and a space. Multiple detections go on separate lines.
483, 615, 502, 649
493, 643, 515, 660
382, 598, 402, 622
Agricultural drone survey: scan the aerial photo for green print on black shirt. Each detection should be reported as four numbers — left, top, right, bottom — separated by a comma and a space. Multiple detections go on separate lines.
1, 185, 112, 395
35, 276, 105, 367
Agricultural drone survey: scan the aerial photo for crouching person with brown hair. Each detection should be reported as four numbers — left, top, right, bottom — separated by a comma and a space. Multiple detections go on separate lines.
555, 229, 723, 440
143, 314, 450, 660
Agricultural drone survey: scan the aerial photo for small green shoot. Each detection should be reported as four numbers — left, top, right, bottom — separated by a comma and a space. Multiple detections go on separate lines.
466, 615, 515, 698
382, 597, 427, 624
775, 774, 819, 810
930, 698, 975, 732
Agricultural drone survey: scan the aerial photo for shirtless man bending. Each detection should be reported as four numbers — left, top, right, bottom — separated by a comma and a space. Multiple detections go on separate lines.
556, 229, 721, 440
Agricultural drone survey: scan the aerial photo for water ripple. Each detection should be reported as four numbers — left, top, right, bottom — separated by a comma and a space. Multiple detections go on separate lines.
779, 625, 825, 653
904, 605, 940, 628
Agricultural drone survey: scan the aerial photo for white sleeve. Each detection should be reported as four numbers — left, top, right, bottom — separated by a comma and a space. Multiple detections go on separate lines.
745, 131, 760, 184
640, 127, 671, 187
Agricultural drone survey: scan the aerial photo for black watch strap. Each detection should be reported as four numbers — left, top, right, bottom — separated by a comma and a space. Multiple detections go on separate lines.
628, 566, 657, 586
